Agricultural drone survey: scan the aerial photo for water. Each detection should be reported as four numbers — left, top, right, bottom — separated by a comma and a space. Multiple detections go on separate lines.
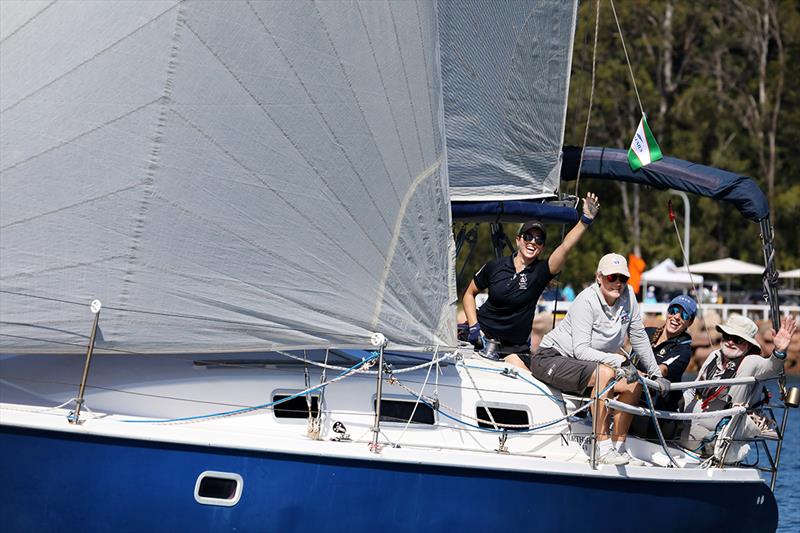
773, 377, 799, 533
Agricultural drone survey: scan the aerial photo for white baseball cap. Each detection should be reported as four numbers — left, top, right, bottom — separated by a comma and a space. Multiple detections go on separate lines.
597, 253, 630, 277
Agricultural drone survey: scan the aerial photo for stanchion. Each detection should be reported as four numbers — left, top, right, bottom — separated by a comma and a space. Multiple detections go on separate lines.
370, 333, 387, 453
69, 299, 102, 425
770, 377, 799, 490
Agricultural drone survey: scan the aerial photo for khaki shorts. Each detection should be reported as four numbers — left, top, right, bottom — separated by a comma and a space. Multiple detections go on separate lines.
529, 346, 597, 395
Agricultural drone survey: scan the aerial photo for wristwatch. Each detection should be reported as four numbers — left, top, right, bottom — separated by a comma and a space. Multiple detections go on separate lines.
772, 349, 787, 360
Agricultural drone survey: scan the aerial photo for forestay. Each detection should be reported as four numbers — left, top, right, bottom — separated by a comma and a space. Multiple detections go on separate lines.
0, 1, 456, 354
439, 0, 578, 201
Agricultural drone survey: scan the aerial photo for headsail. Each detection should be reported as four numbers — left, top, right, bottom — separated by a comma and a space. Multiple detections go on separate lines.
0, 0, 456, 353
439, 0, 578, 201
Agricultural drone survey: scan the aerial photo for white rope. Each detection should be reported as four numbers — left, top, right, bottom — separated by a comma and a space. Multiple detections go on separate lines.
460, 356, 499, 430
394, 345, 438, 447
388, 374, 618, 431
606, 399, 746, 420
124, 355, 379, 425
274, 348, 455, 375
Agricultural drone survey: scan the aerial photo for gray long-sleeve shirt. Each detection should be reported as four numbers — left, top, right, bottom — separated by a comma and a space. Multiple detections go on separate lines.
539, 283, 660, 376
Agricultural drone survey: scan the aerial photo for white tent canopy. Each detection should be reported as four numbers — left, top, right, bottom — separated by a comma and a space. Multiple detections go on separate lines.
641, 259, 703, 288
686, 258, 764, 275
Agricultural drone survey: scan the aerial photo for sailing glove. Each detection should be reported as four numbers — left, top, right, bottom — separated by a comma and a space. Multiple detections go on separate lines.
652, 376, 671, 396
467, 323, 482, 345
616, 364, 639, 384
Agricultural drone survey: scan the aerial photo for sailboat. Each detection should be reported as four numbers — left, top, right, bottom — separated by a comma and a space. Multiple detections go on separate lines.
0, 1, 788, 531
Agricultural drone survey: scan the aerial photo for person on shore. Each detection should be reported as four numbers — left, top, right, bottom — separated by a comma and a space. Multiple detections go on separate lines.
529, 253, 670, 466
680, 313, 796, 456
646, 295, 696, 409
461, 193, 599, 370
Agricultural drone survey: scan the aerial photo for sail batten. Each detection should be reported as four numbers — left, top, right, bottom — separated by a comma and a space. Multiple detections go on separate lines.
0, 1, 456, 354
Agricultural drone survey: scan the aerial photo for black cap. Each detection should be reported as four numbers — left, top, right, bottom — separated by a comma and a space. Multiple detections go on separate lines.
518, 220, 547, 240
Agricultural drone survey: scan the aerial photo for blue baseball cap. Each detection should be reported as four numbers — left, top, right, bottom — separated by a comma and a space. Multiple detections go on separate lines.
668, 295, 697, 318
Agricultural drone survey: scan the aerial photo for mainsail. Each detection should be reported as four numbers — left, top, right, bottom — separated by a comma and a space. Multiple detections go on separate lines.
439, 0, 578, 201
0, 0, 456, 353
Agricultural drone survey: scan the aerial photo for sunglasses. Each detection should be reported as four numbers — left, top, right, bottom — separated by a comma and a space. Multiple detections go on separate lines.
604, 274, 629, 284
667, 305, 694, 321
722, 333, 748, 345
520, 233, 545, 245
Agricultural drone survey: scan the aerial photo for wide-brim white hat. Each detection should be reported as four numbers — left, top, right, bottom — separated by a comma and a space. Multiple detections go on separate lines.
715, 313, 760, 352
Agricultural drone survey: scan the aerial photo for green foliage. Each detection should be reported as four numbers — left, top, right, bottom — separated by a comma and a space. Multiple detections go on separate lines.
455, 0, 799, 295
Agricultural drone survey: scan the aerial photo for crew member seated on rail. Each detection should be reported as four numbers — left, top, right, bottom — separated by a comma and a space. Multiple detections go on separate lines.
461, 193, 600, 370
629, 295, 696, 440
529, 253, 670, 466
680, 313, 796, 457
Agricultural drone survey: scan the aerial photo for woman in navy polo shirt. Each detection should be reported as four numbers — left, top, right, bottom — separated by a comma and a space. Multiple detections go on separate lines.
646, 295, 697, 409
461, 192, 599, 369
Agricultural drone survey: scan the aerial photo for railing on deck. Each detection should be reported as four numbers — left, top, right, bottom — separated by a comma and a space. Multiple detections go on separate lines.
540, 301, 800, 321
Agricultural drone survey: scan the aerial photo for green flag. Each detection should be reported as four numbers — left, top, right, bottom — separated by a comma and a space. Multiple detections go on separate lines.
628, 115, 663, 171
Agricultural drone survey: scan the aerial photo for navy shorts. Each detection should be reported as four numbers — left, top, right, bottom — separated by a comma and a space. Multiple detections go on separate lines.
529, 346, 597, 395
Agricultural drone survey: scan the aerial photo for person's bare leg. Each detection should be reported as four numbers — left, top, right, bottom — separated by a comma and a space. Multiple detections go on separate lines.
503, 353, 528, 370
611, 381, 642, 444
588, 365, 615, 441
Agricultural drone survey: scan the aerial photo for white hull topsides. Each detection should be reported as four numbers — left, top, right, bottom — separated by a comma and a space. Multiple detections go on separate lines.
0, 349, 764, 484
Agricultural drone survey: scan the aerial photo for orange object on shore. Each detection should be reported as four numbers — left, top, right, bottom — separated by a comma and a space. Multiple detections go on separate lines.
628, 254, 646, 294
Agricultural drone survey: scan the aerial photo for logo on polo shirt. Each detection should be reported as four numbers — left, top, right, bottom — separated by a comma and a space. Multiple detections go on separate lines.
620, 311, 630, 324
518, 273, 528, 290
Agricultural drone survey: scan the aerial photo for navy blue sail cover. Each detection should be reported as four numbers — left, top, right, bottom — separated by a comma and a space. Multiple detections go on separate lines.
561, 146, 769, 222
451, 200, 579, 223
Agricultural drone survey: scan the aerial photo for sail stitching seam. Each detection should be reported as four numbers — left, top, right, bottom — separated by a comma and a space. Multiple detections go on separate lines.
120, 3, 185, 303
312, 2, 402, 207
248, 0, 394, 235
353, 2, 417, 201
0, 100, 160, 175
166, 106, 385, 292
0, 2, 181, 116
181, 16, 386, 263
0, 0, 58, 46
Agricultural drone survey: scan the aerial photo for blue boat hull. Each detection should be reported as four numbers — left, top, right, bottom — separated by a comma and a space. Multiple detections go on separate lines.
1, 426, 778, 533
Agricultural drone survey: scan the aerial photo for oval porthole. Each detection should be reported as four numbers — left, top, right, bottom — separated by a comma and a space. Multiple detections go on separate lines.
194, 471, 243, 507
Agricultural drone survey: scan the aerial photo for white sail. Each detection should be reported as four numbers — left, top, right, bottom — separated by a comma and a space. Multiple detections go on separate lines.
0, 0, 456, 353
439, 0, 578, 201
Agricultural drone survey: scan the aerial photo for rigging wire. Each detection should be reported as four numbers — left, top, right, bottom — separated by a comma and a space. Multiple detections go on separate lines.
394, 345, 438, 447
389, 373, 619, 432
574, 0, 601, 199
668, 201, 714, 348
120, 353, 380, 424
609, 0, 645, 116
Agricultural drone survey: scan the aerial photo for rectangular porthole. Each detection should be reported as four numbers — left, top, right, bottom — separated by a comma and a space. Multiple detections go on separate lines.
476, 405, 529, 430
374, 398, 435, 425
273, 394, 320, 419
194, 471, 243, 507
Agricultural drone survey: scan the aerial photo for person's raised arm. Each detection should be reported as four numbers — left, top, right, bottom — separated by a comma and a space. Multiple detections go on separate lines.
736, 315, 797, 380
548, 192, 600, 275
